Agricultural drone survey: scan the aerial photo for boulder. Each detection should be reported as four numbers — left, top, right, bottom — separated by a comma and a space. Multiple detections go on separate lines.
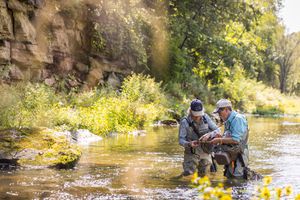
0, 7, 13, 40
0, 129, 82, 169
14, 12, 36, 43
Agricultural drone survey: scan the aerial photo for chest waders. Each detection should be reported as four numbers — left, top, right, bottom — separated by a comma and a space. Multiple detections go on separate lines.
213, 115, 250, 178
183, 116, 218, 172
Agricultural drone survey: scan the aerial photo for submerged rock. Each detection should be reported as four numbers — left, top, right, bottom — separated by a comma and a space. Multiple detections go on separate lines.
0, 128, 81, 169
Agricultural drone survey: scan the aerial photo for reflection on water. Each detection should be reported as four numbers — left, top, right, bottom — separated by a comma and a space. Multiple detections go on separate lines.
1, 116, 300, 199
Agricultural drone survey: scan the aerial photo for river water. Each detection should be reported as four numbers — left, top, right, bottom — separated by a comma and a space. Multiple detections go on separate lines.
1, 116, 300, 199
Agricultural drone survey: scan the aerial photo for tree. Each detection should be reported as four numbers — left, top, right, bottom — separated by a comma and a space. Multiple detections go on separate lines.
276, 33, 300, 93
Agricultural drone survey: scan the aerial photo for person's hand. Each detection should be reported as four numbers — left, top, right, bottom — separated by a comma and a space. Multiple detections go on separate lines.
199, 133, 211, 142
190, 140, 199, 147
214, 133, 222, 138
209, 138, 222, 145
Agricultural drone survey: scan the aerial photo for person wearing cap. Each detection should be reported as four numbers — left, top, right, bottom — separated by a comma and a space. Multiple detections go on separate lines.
208, 99, 249, 179
178, 99, 221, 176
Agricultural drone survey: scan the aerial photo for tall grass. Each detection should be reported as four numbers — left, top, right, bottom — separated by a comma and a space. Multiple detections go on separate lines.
0, 74, 167, 135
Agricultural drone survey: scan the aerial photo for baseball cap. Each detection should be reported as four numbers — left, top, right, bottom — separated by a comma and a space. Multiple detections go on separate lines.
190, 99, 204, 116
213, 99, 232, 113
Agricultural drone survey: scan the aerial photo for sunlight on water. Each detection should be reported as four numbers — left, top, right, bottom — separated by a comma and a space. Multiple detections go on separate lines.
1, 116, 300, 199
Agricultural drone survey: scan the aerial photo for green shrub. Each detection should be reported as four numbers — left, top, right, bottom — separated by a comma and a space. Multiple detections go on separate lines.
0, 83, 59, 129
121, 73, 165, 104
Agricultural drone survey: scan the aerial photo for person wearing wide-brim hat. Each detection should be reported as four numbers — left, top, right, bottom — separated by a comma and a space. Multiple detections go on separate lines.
204, 99, 249, 179
178, 99, 221, 176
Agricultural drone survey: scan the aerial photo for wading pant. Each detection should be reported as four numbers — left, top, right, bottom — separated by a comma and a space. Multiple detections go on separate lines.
183, 151, 212, 177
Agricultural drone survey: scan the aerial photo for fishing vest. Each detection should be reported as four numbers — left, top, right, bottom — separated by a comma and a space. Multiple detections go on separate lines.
184, 116, 210, 140
183, 115, 212, 154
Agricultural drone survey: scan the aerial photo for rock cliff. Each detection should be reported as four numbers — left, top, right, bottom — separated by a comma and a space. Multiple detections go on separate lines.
0, 0, 144, 90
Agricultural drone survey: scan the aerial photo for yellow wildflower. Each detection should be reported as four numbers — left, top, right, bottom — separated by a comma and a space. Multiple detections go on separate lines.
220, 195, 232, 200
295, 194, 300, 200
260, 187, 270, 200
263, 176, 272, 186
275, 188, 282, 198
191, 172, 198, 183
198, 176, 211, 186
285, 185, 292, 196
203, 192, 211, 200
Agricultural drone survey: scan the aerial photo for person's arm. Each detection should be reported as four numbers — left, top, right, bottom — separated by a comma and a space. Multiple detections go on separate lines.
178, 119, 191, 148
230, 116, 247, 142
209, 137, 238, 145
210, 116, 247, 144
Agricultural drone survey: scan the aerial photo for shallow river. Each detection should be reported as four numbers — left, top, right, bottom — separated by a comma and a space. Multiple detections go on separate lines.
1, 116, 300, 199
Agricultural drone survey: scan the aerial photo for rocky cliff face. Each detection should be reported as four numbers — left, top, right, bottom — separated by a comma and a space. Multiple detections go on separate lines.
0, 0, 140, 90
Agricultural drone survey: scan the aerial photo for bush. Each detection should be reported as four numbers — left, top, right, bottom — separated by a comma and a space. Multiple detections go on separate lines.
0, 74, 168, 135
0, 83, 59, 129
121, 73, 165, 104
76, 74, 167, 135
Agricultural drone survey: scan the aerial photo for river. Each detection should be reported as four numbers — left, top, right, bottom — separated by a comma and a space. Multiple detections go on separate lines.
1, 116, 300, 199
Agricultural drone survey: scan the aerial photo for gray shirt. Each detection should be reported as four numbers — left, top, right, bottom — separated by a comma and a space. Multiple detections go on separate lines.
178, 113, 219, 148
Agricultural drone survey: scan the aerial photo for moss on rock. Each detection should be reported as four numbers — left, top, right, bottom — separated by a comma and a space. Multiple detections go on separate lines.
0, 128, 81, 169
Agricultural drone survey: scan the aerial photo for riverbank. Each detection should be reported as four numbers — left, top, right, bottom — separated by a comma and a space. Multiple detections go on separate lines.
1, 74, 300, 138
